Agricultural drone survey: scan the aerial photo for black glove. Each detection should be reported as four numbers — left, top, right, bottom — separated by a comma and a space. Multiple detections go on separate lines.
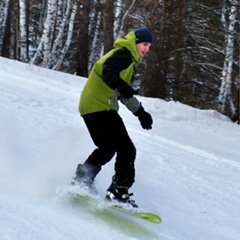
134, 106, 153, 130
117, 83, 135, 99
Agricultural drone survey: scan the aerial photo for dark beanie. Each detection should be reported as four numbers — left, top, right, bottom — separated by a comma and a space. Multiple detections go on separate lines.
135, 27, 153, 44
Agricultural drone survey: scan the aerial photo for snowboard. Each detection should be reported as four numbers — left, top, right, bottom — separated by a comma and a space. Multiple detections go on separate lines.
70, 192, 161, 224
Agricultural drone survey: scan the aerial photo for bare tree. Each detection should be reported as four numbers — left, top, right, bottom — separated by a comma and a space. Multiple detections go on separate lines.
87, 0, 103, 72
103, 0, 114, 53
134, 0, 166, 98
219, 0, 238, 118
30, 0, 77, 70
52, 1, 77, 70
75, 0, 90, 77
30, 0, 57, 66
19, 0, 28, 62
0, 0, 10, 55
0, 0, 239, 122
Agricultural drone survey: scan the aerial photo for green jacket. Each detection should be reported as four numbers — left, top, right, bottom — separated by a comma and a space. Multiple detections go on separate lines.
79, 31, 142, 116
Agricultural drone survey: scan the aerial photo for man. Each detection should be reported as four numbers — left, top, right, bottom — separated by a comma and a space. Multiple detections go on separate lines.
72, 27, 153, 207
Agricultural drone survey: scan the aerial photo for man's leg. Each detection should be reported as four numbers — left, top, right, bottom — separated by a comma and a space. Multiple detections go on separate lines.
74, 111, 116, 183
74, 110, 136, 199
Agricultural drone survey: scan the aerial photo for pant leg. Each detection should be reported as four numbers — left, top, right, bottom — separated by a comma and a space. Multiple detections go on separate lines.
82, 112, 115, 180
82, 110, 136, 187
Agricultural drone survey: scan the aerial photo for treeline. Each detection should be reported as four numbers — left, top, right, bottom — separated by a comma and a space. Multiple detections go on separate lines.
0, 0, 239, 123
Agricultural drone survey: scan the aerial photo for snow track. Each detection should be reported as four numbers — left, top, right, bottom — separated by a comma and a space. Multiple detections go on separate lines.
0, 57, 240, 240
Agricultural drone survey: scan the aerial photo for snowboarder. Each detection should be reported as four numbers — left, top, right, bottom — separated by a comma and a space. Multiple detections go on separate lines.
71, 27, 153, 207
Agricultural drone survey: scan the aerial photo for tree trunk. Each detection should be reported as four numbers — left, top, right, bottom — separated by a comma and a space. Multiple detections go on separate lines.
103, 0, 114, 54
218, 0, 237, 116
19, 0, 28, 62
53, 2, 77, 70
0, 0, 10, 56
76, 0, 90, 77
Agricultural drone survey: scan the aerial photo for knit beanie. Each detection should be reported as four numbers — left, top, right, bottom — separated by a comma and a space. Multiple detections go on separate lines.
135, 27, 153, 44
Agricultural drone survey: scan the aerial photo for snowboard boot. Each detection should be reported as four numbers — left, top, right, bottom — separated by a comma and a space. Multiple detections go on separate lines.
105, 181, 138, 208
71, 164, 98, 195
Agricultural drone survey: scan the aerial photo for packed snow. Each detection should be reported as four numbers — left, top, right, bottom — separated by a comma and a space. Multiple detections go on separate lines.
0, 56, 239, 240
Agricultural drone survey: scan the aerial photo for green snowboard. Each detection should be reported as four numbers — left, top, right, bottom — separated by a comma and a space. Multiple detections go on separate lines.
71, 193, 161, 224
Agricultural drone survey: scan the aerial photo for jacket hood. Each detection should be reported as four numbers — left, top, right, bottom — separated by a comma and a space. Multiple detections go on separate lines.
113, 31, 142, 63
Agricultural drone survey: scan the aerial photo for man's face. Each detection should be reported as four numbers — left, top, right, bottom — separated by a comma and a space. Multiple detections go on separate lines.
136, 42, 151, 57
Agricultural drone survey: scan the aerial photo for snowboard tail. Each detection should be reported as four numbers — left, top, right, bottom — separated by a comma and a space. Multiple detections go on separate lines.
110, 204, 161, 224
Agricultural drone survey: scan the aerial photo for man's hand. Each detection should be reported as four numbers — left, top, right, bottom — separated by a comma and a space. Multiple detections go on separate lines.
134, 106, 153, 130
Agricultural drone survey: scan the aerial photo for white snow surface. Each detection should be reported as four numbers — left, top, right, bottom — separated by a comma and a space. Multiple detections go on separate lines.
0, 57, 239, 240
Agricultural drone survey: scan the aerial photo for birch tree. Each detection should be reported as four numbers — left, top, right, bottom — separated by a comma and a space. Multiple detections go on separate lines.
0, 0, 10, 55
0, 0, 239, 121
88, 3, 103, 72
41, 0, 57, 67
52, 1, 77, 70
219, 0, 238, 116
30, 0, 57, 66
30, 0, 77, 70
19, 0, 28, 62
115, 0, 137, 37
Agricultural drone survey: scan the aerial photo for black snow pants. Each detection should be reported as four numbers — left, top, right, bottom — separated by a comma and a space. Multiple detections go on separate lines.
82, 110, 136, 188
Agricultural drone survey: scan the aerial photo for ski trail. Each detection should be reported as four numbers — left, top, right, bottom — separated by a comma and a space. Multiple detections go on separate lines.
130, 128, 240, 240
131, 128, 239, 168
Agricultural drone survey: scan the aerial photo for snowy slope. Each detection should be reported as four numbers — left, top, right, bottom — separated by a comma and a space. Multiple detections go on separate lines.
0, 56, 239, 240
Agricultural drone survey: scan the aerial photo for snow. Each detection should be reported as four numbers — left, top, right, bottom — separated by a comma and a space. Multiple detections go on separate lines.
0, 56, 239, 240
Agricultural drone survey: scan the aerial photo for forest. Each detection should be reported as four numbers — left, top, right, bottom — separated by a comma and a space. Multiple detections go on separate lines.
0, 0, 239, 123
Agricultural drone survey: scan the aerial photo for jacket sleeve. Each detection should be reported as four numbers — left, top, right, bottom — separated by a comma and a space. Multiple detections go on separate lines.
120, 96, 141, 114
102, 48, 132, 89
